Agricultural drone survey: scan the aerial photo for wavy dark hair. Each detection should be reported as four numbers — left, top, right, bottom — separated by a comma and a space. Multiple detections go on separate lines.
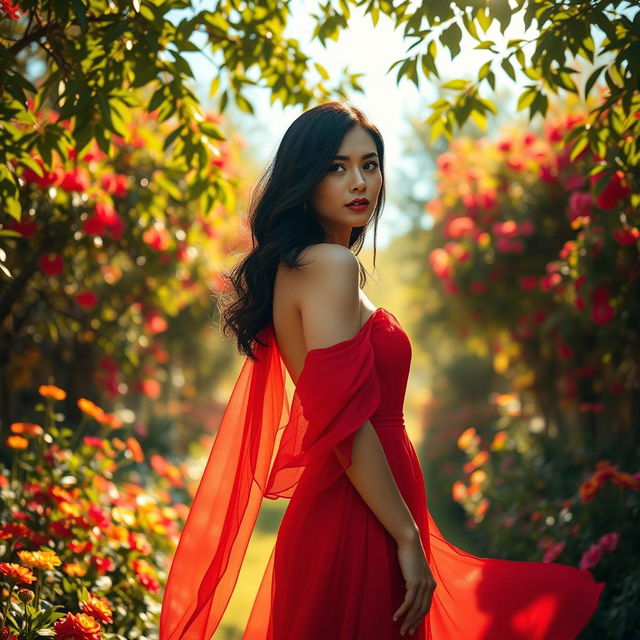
218, 100, 386, 359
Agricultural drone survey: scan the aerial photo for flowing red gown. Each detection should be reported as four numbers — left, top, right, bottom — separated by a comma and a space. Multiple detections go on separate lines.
159, 307, 604, 640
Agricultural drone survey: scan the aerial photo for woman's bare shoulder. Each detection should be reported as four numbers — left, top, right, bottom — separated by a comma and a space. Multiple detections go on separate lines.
296, 242, 359, 278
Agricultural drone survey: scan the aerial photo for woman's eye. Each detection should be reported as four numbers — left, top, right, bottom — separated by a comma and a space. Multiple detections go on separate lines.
328, 161, 378, 172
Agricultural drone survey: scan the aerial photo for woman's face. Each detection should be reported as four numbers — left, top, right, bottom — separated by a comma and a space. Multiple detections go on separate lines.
309, 125, 382, 245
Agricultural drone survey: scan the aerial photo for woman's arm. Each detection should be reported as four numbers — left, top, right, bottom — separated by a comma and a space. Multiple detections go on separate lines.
298, 244, 435, 635
297, 242, 418, 544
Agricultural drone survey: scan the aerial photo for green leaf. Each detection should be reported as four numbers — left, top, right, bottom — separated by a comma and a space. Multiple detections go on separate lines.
199, 120, 226, 141
501, 57, 516, 81
570, 133, 589, 161
70, 0, 88, 32
516, 87, 537, 111
441, 79, 468, 90
439, 22, 462, 58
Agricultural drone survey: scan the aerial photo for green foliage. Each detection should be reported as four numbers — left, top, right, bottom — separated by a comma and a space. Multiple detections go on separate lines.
342, 1, 640, 186
0, 0, 363, 219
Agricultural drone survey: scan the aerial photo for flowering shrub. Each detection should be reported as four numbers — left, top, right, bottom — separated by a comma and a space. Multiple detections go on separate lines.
0, 384, 191, 639
418, 100, 639, 639
452, 418, 640, 639
426, 105, 638, 449
1, 100, 249, 456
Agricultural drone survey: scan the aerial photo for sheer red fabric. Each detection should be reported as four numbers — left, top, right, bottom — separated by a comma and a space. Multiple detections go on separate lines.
159, 308, 604, 640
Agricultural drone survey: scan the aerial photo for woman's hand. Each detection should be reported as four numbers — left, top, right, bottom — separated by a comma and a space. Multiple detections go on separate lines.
393, 529, 437, 636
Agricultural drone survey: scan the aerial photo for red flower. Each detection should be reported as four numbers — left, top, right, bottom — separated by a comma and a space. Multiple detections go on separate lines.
612, 227, 639, 246
91, 555, 115, 574
592, 170, 630, 210
142, 225, 171, 251
470, 281, 487, 294
75, 292, 98, 309
53, 612, 102, 640
519, 276, 537, 292
9, 216, 38, 237
100, 173, 129, 198
59, 168, 90, 192
1, 0, 24, 20
591, 303, 615, 325
445, 216, 475, 239
38, 253, 64, 276
429, 249, 452, 279
82, 215, 106, 236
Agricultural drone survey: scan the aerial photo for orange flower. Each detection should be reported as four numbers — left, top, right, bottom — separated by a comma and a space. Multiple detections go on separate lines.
579, 477, 602, 503
475, 498, 490, 517
101, 413, 123, 429
80, 593, 113, 624
490, 431, 507, 451
0, 562, 36, 584
17, 549, 62, 571
53, 612, 102, 640
77, 398, 106, 423
612, 471, 640, 490
466, 450, 490, 473
7, 435, 29, 450
452, 481, 467, 502
39, 384, 67, 401
62, 562, 87, 577
125, 437, 144, 463
593, 466, 617, 483
467, 482, 481, 497
456, 427, 478, 450
10, 423, 44, 437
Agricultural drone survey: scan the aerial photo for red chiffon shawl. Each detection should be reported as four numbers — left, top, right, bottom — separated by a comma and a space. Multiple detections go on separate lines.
159, 318, 603, 640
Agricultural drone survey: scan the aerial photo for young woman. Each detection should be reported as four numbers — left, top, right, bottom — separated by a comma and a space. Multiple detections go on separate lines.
159, 101, 604, 640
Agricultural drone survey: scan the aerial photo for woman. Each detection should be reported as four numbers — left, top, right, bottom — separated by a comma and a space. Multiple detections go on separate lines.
159, 101, 604, 640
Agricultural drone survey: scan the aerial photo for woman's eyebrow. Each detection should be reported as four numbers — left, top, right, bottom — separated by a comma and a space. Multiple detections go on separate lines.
332, 152, 378, 160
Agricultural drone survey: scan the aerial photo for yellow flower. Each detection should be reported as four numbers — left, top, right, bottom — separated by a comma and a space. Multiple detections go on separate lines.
38, 384, 67, 401
456, 427, 478, 450
62, 562, 87, 577
7, 435, 29, 450
17, 549, 62, 571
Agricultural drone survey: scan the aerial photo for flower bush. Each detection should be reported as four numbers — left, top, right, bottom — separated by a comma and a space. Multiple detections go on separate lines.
1, 100, 250, 459
0, 384, 192, 639
418, 98, 639, 638
453, 418, 640, 639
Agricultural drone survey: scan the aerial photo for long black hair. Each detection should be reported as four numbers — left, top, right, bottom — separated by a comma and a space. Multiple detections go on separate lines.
219, 100, 386, 359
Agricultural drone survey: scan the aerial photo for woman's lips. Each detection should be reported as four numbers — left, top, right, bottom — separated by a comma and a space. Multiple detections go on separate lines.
346, 201, 369, 211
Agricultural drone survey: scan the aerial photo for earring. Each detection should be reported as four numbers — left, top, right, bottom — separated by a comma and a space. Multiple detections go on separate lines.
303, 200, 310, 214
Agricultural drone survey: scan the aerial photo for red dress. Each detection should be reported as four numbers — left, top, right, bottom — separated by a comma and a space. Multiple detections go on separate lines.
160, 307, 604, 640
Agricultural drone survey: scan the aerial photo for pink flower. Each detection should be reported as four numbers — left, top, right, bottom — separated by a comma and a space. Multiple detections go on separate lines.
567, 191, 592, 222
543, 541, 565, 563
579, 543, 602, 570
598, 532, 619, 553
